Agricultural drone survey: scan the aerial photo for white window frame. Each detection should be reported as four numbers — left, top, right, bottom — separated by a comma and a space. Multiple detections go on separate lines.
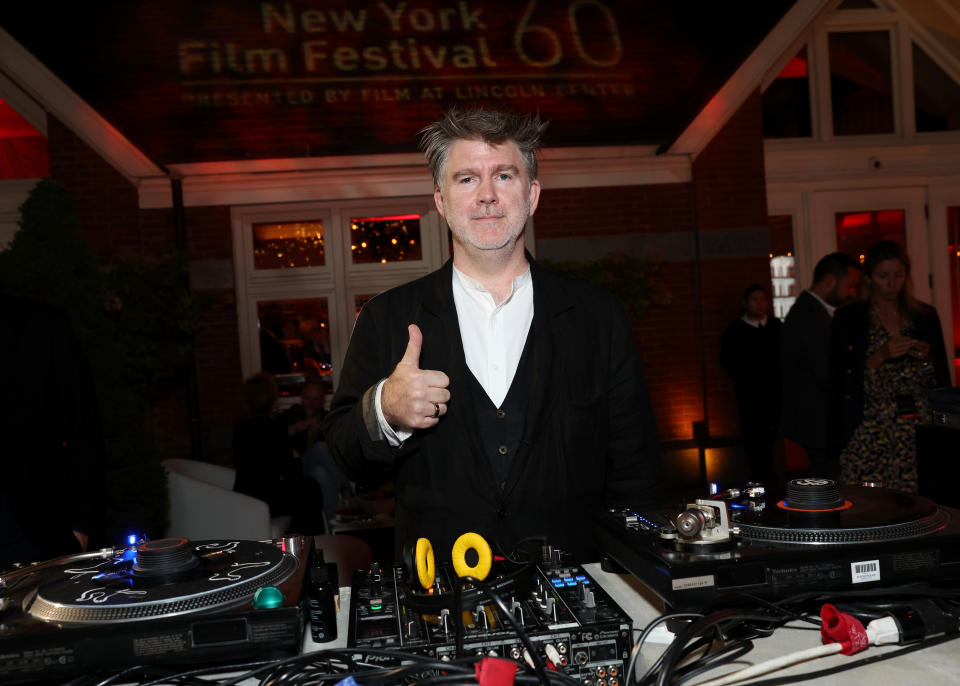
231, 196, 448, 387
810, 186, 929, 298
815, 20, 903, 142
765, 2, 960, 147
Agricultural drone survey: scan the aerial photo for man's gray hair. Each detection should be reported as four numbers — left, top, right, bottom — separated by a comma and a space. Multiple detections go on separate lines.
419, 108, 548, 188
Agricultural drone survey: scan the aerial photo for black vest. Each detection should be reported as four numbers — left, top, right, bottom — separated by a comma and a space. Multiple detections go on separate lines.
466, 334, 533, 486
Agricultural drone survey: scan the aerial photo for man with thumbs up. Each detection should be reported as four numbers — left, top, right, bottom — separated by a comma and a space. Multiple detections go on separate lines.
323, 108, 662, 563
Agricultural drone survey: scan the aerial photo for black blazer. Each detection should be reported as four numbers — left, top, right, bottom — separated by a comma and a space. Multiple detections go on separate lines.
780, 291, 834, 452
829, 299, 950, 455
323, 257, 662, 562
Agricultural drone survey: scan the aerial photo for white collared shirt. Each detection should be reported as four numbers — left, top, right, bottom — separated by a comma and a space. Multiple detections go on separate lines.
375, 265, 534, 445
451, 264, 534, 408
740, 314, 768, 328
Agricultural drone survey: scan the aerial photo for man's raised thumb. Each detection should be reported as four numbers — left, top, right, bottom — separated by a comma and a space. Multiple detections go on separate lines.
400, 323, 423, 367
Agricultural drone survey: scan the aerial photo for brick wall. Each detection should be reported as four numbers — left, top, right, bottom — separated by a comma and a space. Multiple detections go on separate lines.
47, 118, 150, 264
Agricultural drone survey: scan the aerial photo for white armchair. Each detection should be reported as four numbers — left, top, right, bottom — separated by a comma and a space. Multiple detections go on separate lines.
161, 458, 290, 540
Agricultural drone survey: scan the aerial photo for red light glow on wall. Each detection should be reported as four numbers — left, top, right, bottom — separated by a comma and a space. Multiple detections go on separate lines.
0, 99, 49, 180
777, 55, 808, 79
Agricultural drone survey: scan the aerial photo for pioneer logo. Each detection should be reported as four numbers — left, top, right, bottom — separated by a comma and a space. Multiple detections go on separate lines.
795, 478, 831, 486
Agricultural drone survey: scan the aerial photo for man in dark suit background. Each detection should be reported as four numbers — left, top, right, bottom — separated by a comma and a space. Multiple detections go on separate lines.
323, 108, 662, 562
780, 253, 861, 479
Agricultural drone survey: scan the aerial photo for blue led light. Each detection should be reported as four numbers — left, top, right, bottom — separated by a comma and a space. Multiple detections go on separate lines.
564, 580, 577, 586
575, 575, 586, 581
127, 534, 138, 546
731, 502, 747, 509
709, 482, 719, 495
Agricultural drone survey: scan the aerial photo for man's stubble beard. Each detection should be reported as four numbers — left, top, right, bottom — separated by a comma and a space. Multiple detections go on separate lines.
447, 196, 531, 252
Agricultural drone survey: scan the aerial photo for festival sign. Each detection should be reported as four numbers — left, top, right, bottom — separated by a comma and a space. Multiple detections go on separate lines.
18, 1, 787, 164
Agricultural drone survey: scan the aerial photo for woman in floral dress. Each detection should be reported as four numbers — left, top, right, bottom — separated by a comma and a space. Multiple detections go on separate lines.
830, 241, 950, 493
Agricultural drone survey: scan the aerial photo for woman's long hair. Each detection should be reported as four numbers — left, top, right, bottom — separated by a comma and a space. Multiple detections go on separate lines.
862, 240, 914, 318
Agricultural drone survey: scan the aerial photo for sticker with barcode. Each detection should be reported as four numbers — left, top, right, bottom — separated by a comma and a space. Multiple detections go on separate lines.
672, 574, 715, 591
851, 559, 880, 583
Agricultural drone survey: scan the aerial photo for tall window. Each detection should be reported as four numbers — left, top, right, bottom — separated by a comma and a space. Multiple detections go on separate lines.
913, 43, 960, 133
768, 215, 796, 320
232, 199, 447, 393
0, 99, 48, 180
762, 48, 812, 139
834, 209, 906, 264
829, 31, 894, 136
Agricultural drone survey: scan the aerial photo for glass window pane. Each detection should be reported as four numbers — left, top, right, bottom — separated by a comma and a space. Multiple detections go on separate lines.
762, 47, 812, 139
350, 213, 422, 264
948, 206, 960, 379
257, 298, 333, 395
829, 31, 894, 136
913, 43, 960, 132
834, 209, 905, 265
768, 214, 796, 319
253, 220, 325, 269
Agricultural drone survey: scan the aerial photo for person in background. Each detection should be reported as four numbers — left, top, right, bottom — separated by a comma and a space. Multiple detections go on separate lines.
233, 372, 326, 534
322, 107, 662, 562
259, 309, 290, 374
830, 241, 950, 493
721, 284, 781, 486
780, 252, 861, 480
287, 377, 346, 529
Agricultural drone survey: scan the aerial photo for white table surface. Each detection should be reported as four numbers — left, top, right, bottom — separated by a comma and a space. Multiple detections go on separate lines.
300, 562, 960, 684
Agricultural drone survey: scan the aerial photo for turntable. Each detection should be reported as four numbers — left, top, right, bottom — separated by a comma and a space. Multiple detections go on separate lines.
0, 536, 311, 684
595, 479, 960, 610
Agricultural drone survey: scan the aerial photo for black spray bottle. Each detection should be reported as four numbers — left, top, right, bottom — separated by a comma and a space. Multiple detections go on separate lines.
308, 548, 338, 642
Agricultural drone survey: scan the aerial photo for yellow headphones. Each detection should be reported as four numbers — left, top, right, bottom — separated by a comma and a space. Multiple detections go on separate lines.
411, 532, 493, 590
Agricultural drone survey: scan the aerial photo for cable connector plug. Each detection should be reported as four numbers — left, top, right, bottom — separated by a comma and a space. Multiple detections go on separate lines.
820, 603, 869, 655
864, 615, 900, 646
884, 598, 960, 643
